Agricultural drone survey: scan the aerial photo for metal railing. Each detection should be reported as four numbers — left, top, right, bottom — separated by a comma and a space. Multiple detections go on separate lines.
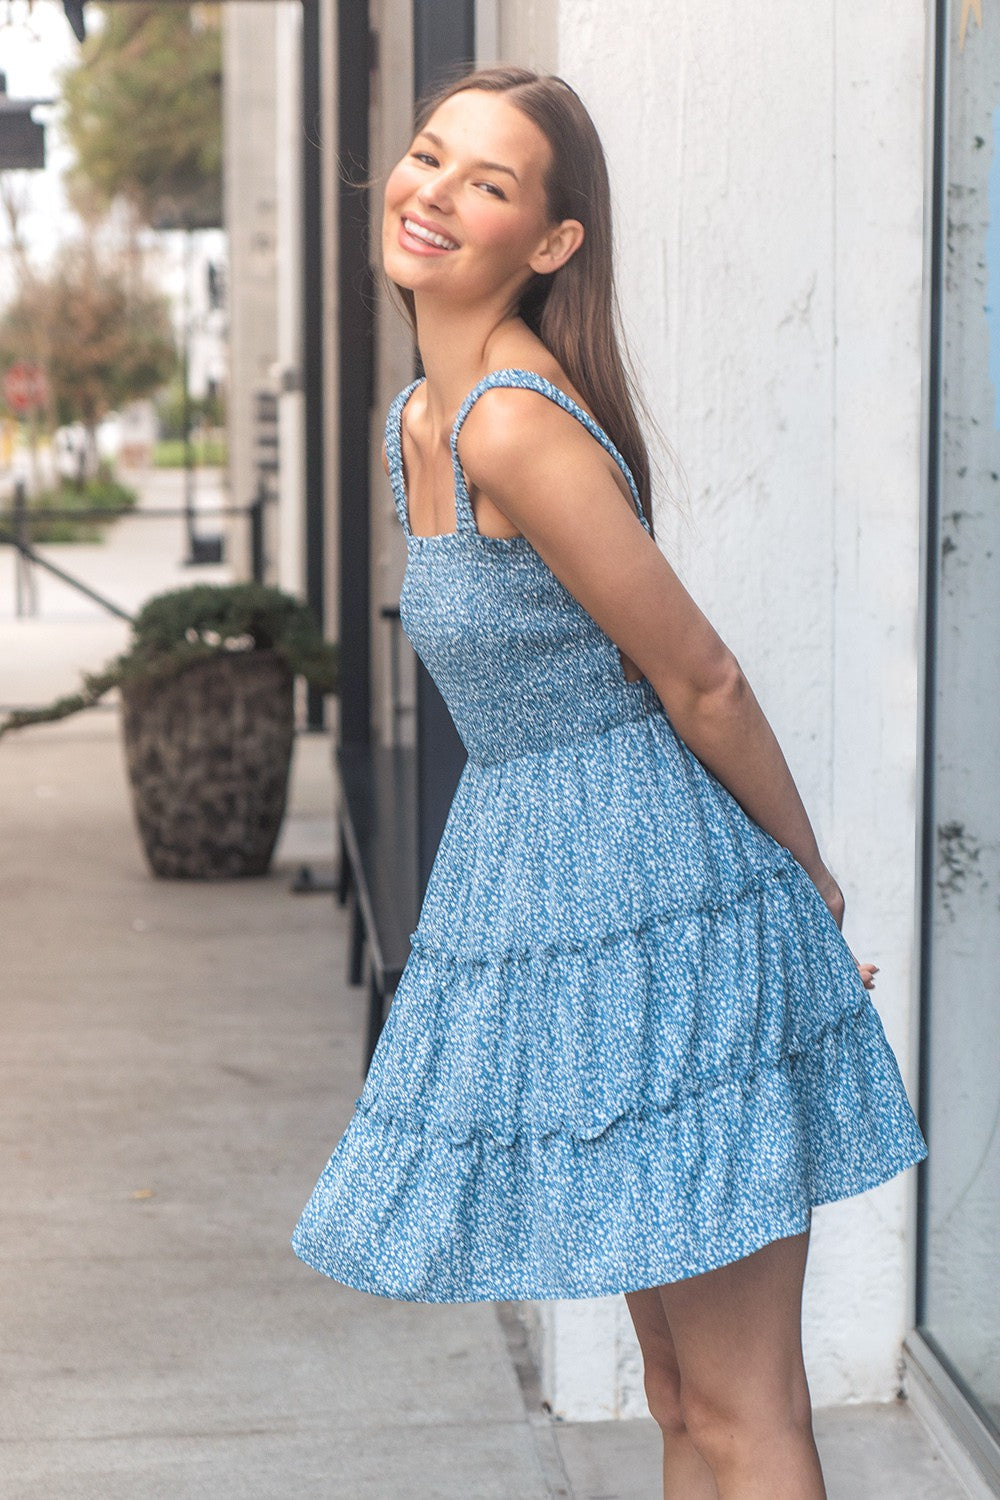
0, 475, 274, 623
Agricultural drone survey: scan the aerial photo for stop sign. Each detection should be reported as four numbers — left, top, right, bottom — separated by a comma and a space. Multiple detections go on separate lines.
3, 362, 48, 415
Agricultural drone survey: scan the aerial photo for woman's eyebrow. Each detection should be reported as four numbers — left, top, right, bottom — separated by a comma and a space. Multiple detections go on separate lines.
418, 129, 520, 183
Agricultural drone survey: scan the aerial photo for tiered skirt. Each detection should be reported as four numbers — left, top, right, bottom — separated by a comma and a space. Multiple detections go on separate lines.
292, 706, 927, 1301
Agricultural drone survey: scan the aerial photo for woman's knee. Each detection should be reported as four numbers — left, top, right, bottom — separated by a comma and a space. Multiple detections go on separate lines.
643, 1359, 686, 1436
679, 1371, 814, 1467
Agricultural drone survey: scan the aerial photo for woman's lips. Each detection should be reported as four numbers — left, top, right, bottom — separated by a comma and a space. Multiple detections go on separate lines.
398, 215, 459, 255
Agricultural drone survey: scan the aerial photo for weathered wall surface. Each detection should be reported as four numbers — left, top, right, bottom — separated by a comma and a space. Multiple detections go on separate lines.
503, 0, 927, 1416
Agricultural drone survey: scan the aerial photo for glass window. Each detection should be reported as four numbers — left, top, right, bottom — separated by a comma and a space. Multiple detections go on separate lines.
918, 0, 1000, 1449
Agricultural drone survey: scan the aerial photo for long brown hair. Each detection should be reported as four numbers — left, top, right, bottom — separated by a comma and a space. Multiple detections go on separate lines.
392, 66, 658, 535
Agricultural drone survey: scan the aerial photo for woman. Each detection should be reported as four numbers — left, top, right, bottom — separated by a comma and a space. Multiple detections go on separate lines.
293, 67, 927, 1498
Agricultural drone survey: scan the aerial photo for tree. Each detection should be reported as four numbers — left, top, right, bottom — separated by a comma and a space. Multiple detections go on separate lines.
0, 237, 177, 440
58, 3, 222, 231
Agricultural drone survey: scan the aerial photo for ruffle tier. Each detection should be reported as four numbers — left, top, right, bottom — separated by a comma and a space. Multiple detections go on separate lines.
292, 999, 925, 1300
292, 707, 927, 1301
410, 703, 794, 959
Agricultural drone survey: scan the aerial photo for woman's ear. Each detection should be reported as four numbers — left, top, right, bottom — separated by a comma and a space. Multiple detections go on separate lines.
529, 219, 585, 277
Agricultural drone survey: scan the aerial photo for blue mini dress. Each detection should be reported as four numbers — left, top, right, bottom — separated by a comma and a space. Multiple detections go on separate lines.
292, 368, 928, 1302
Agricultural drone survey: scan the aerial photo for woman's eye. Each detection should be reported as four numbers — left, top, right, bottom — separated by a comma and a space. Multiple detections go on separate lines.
412, 151, 437, 166
478, 182, 506, 199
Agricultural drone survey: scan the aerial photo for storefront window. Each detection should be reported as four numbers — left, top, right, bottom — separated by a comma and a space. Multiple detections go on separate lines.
918, 0, 1000, 1453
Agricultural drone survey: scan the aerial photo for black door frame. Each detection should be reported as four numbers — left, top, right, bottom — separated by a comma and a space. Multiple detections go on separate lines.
410, 0, 476, 886
335, 0, 375, 743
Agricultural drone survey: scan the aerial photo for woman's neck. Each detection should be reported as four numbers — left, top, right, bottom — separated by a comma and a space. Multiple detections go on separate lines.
412, 295, 522, 435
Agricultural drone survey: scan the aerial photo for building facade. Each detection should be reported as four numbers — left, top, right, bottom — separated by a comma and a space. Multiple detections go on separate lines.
222, 1, 998, 1485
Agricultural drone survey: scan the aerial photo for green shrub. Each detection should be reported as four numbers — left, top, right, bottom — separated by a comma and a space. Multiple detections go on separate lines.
19, 462, 138, 543
0, 582, 339, 738
153, 435, 227, 468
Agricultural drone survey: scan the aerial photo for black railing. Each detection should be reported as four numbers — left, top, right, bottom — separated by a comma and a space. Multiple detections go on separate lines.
0, 476, 275, 623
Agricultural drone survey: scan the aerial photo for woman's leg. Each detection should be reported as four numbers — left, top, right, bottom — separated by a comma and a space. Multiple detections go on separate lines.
624, 1286, 720, 1499
656, 1226, 826, 1500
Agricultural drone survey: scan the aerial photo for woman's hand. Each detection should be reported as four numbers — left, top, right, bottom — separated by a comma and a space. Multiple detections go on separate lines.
811, 866, 878, 990
811, 866, 845, 929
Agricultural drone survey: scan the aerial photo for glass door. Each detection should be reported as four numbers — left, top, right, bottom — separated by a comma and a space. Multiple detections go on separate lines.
917, 0, 1000, 1472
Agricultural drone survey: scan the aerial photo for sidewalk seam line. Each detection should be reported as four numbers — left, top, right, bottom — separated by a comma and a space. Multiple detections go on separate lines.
495, 1302, 576, 1500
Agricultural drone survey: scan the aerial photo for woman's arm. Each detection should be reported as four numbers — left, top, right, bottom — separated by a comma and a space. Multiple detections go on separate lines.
458, 388, 845, 925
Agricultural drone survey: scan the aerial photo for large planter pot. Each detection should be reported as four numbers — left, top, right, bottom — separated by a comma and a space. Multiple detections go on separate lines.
121, 650, 295, 879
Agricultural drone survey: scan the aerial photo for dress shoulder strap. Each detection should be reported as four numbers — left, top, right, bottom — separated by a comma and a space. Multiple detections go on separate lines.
450, 368, 651, 534
385, 378, 424, 536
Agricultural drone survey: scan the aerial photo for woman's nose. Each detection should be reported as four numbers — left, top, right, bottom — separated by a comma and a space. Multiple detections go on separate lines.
417, 170, 453, 211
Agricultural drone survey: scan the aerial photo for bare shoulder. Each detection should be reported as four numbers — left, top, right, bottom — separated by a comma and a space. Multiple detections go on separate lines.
459, 368, 590, 473
457, 370, 629, 520
459, 390, 576, 503
460, 380, 558, 447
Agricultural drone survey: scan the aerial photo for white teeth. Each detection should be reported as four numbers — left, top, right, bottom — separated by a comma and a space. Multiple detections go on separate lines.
403, 217, 458, 250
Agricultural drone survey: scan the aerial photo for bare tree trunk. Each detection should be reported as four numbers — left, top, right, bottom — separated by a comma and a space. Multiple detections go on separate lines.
0, 172, 32, 284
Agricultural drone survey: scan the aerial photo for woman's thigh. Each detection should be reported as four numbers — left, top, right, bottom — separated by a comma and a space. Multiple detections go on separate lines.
655, 1226, 815, 1432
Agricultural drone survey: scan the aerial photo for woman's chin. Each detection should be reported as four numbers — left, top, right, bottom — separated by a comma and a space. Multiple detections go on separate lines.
383, 247, 426, 288
384, 262, 419, 291
383, 256, 455, 298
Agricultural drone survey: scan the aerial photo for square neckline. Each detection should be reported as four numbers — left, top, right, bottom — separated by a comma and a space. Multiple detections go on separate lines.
391, 370, 651, 688
395, 377, 531, 545
391, 368, 647, 545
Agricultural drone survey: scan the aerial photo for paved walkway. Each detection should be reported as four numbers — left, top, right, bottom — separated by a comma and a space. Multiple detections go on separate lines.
1, 715, 547, 1499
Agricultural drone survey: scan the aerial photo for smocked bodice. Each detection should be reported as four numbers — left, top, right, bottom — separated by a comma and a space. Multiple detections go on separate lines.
385, 368, 664, 766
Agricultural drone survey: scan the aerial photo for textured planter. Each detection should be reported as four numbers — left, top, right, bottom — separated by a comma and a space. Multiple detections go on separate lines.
121, 651, 295, 879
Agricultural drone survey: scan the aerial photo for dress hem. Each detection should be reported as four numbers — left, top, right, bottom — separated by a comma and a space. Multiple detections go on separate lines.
290, 1142, 925, 1304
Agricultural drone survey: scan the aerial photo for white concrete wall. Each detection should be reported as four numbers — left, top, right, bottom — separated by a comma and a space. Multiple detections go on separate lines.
221, 3, 308, 597
498, 0, 557, 70
501, 0, 928, 1418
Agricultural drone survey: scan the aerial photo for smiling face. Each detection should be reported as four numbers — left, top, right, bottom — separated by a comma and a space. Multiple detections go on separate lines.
382, 88, 583, 311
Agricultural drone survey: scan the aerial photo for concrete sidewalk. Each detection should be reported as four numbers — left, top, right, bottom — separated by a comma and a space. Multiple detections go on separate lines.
0, 710, 969, 1498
